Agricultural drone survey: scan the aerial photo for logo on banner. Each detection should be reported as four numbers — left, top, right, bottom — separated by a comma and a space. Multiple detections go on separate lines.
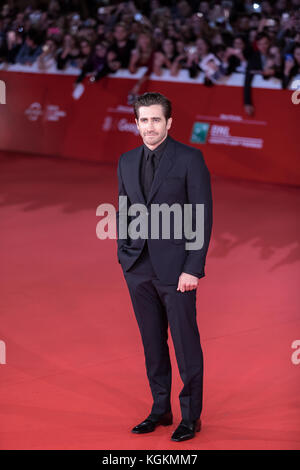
24, 102, 66, 121
25, 102, 43, 121
101, 115, 140, 135
191, 119, 263, 149
190, 122, 210, 143
0, 80, 6, 104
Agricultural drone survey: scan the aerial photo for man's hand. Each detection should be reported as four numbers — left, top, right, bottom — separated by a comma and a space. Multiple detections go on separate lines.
177, 272, 199, 292
284, 57, 295, 76
244, 104, 254, 116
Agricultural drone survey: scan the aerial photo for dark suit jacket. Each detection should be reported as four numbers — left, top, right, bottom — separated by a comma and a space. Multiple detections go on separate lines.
243, 50, 263, 105
116, 134, 213, 284
243, 50, 275, 105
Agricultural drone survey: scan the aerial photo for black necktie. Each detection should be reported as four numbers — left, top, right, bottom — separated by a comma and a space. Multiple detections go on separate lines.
144, 152, 156, 199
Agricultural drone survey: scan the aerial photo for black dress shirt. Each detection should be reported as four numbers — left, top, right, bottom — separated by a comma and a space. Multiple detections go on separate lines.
140, 135, 169, 200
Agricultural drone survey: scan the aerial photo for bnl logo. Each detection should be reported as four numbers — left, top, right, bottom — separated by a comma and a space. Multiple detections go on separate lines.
0, 80, 6, 104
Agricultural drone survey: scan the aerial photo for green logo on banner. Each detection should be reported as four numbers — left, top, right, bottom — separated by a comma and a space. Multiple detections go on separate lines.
190, 122, 210, 144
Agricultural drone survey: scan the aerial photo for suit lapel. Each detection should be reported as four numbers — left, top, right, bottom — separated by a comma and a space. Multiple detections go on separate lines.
127, 145, 146, 204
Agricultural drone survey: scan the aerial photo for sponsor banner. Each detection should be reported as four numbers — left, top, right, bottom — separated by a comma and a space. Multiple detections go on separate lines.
0, 71, 299, 185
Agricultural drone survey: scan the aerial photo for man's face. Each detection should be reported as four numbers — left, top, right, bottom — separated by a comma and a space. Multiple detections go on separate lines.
257, 37, 270, 55
26, 37, 34, 48
95, 43, 106, 57
114, 26, 127, 41
233, 37, 244, 50
135, 104, 172, 149
294, 47, 300, 64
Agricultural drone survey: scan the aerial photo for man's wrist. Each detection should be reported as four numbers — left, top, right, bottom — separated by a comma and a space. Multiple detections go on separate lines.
182, 271, 200, 279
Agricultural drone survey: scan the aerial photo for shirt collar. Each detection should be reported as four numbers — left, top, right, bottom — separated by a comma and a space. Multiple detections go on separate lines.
143, 135, 169, 160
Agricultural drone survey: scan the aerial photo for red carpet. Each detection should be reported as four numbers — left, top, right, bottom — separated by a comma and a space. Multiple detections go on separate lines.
0, 150, 299, 450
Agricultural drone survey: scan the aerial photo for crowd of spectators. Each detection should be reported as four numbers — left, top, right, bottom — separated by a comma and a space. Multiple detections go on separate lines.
0, 0, 300, 114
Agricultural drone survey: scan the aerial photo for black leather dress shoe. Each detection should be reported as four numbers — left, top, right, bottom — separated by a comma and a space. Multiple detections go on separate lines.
171, 419, 201, 442
131, 411, 173, 434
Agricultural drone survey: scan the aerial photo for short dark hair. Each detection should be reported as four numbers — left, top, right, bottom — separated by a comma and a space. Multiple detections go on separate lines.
27, 29, 41, 45
133, 92, 172, 121
256, 32, 270, 42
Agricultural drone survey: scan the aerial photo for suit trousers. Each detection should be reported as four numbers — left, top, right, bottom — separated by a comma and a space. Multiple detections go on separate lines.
123, 241, 204, 422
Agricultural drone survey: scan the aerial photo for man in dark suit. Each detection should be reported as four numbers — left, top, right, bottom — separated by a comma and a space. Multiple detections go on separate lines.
116, 92, 213, 442
244, 32, 271, 116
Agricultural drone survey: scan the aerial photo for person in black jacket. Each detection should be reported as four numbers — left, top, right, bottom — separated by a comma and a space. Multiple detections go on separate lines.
224, 34, 252, 75
116, 92, 213, 442
0, 30, 23, 64
56, 34, 80, 70
107, 22, 135, 69
244, 32, 272, 116
74, 41, 120, 85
